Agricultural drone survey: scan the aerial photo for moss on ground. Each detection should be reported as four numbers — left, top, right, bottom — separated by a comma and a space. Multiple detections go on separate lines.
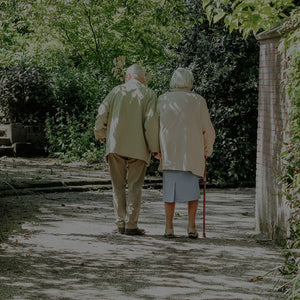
0, 196, 40, 243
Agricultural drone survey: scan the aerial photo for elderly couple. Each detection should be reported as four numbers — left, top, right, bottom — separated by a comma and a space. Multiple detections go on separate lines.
94, 64, 215, 238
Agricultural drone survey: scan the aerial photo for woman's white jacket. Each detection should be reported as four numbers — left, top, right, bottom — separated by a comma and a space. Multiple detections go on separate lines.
157, 88, 215, 177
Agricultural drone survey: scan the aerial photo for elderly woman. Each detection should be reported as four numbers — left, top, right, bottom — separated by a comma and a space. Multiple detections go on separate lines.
157, 68, 215, 238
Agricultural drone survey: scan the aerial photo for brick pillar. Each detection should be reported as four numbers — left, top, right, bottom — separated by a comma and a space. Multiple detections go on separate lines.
256, 28, 290, 242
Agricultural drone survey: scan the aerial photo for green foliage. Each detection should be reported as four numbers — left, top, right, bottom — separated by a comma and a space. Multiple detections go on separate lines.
45, 111, 106, 163
44, 68, 108, 162
175, 1, 259, 185
0, 1, 40, 67
203, 0, 296, 38
0, 64, 53, 124
0, 0, 186, 72
278, 13, 300, 297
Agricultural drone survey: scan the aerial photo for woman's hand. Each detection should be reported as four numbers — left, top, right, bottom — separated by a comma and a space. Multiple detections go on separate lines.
152, 152, 162, 161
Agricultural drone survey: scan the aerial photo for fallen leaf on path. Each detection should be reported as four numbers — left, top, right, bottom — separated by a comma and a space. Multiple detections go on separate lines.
249, 275, 263, 282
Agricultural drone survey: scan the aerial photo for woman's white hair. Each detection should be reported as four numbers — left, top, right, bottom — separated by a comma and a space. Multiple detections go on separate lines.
170, 68, 194, 89
126, 64, 146, 81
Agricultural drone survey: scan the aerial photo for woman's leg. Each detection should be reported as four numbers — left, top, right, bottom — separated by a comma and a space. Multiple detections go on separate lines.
164, 202, 175, 230
188, 199, 199, 229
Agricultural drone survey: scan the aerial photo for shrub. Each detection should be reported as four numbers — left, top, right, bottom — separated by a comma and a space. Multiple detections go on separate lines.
45, 111, 105, 162
0, 65, 53, 124
44, 67, 111, 162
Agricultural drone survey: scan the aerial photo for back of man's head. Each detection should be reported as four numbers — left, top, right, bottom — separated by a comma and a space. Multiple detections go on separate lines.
126, 64, 146, 82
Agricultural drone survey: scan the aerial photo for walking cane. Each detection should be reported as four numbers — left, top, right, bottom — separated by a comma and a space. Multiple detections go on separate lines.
203, 156, 207, 238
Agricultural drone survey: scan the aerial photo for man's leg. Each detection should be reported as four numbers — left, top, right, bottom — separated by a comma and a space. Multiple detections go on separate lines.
108, 153, 127, 230
126, 158, 147, 230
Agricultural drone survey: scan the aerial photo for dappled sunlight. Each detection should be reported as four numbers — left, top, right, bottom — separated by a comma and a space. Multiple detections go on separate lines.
107, 116, 118, 151
0, 189, 285, 299
113, 80, 145, 103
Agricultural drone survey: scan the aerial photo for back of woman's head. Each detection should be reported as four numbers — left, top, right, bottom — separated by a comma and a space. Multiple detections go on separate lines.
170, 68, 194, 90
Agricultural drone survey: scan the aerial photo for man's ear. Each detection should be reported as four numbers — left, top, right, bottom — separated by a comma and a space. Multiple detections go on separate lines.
125, 73, 132, 82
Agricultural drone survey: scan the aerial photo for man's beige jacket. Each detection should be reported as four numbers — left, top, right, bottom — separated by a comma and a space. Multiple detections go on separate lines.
157, 88, 215, 177
94, 79, 160, 165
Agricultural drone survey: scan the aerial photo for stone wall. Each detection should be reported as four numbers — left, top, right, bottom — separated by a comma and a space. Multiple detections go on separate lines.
0, 123, 45, 157
255, 27, 290, 242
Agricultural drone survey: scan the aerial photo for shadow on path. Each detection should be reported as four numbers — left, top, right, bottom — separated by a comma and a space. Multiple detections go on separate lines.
0, 189, 285, 299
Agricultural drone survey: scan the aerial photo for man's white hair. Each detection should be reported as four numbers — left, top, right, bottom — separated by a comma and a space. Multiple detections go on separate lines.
170, 68, 194, 90
126, 64, 146, 81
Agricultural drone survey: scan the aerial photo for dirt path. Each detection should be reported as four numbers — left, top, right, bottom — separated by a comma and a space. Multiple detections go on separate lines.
0, 188, 285, 299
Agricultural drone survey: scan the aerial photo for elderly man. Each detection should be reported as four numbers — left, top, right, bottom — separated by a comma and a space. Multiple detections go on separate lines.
94, 64, 159, 235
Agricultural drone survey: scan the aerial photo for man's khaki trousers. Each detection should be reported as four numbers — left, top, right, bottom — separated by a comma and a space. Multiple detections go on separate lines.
108, 153, 147, 229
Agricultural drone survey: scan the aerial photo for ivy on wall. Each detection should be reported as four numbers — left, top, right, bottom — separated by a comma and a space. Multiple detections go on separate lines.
203, 1, 300, 297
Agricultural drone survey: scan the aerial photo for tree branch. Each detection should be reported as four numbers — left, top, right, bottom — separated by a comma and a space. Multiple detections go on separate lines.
61, 26, 85, 63
85, 8, 103, 71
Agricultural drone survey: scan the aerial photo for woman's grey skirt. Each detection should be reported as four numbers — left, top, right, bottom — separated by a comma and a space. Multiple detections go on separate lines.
163, 170, 200, 203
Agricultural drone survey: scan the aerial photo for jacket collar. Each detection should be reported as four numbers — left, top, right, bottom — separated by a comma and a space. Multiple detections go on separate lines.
126, 78, 145, 86
170, 88, 192, 92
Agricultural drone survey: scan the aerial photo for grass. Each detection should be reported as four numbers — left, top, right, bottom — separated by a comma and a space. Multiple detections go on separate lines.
0, 196, 40, 243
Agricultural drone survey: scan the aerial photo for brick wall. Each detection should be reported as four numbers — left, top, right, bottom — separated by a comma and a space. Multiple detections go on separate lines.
255, 28, 291, 242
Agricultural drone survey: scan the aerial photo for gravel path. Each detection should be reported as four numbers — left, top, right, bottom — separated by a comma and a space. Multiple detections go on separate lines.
0, 187, 285, 300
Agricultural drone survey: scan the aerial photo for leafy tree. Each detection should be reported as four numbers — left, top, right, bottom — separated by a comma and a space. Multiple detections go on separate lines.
202, 0, 296, 37
173, 1, 259, 185
50, 0, 186, 70
0, 1, 39, 66
0, 0, 187, 71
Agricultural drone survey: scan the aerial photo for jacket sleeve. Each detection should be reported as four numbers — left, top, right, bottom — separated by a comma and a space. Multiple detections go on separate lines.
144, 92, 160, 153
94, 93, 111, 140
201, 100, 215, 157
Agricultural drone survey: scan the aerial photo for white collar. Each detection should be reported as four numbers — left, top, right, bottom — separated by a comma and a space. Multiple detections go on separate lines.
170, 88, 192, 92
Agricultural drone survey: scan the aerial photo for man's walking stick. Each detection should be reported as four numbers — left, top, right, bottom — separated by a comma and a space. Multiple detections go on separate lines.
203, 156, 207, 238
